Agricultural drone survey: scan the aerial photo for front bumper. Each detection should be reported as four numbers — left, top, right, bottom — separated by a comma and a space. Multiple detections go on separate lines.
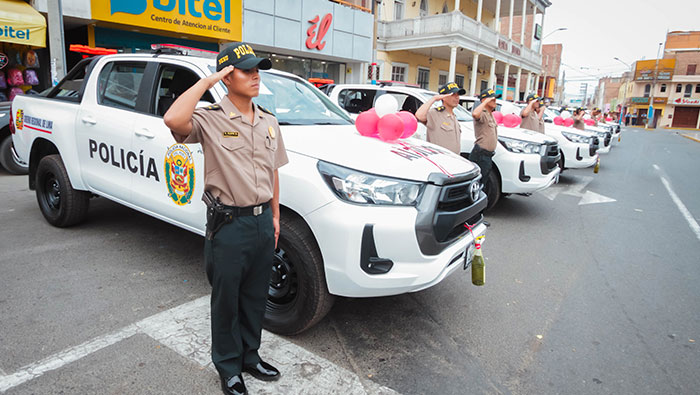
306, 176, 487, 298
562, 143, 598, 169
497, 143, 561, 194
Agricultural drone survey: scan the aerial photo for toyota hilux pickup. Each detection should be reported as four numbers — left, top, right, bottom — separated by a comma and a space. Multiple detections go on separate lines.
11, 47, 488, 335
326, 84, 561, 210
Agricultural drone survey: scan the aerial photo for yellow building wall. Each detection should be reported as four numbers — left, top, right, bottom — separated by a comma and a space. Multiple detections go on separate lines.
386, 0, 495, 25
377, 50, 488, 92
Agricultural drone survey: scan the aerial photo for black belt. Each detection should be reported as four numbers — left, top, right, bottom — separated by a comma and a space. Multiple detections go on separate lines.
220, 201, 270, 217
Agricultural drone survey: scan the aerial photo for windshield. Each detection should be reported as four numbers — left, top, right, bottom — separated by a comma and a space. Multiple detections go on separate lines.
208, 66, 352, 125
419, 92, 473, 122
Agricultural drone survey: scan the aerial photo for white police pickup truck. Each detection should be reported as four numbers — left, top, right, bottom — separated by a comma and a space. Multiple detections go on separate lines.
325, 84, 561, 210
10, 48, 488, 335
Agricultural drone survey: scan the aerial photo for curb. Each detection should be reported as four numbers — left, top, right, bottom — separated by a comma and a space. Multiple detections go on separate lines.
681, 133, 700, 144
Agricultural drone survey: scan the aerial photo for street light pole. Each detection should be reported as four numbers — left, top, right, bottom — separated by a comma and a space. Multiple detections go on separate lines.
539, 28, 566, 100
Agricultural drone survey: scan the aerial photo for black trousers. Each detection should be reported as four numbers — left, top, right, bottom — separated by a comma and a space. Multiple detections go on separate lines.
469, 143, 495, 186
204, 208, 274, 378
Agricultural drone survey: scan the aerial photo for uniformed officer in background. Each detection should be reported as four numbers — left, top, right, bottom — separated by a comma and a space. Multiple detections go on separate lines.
415, 81, 466, 154
164, 42, 288, 395
573, 107, 586, 130
520, 93, 545, 133
470, 88, 499, 191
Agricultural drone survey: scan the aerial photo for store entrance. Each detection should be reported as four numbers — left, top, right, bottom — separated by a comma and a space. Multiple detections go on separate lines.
260, 52, 344, 84
672, 107, 700, 128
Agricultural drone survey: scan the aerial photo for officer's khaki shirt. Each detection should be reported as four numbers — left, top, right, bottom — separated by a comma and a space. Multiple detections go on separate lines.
473, 110, 498, 152
521, 109, 544, 133
178, 96, 289, 207
573, 118, 585, 130
425, 107, 461, 154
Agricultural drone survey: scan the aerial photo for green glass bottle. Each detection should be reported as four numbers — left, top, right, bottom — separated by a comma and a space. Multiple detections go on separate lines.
471, 243, 484, 286
594, 157, 600, 174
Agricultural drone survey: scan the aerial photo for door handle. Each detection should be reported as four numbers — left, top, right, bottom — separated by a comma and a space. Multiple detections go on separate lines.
81, 116, 97, 125
135, 128, 155, 139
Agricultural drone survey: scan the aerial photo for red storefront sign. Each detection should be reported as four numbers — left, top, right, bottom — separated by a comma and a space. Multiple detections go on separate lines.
306, 13, 332, 50
673, 97, 700, 106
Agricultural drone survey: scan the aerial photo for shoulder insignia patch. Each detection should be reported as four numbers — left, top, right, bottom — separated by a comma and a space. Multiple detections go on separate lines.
436, 106, 446, 112
205, 104, 221, 111
257, 104, 275, 116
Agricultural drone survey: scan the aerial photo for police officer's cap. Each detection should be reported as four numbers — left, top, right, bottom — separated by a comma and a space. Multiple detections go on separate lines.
216, 42, 272, 72
438, 82, 466, 95
526, 93, 542, 102
478, 88, 501, 100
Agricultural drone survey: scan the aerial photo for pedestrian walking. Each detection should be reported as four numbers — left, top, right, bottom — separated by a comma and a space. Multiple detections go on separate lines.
573, 108, 586, 130
470, 88, 499, 190
415, 81, 466, 154
164, 41, 288, 395
520, 93, 545, 133
625, 112, 631, 126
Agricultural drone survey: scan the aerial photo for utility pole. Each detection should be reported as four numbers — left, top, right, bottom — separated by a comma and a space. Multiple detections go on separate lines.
47, 0, 67, 85
646, 42, 663, 129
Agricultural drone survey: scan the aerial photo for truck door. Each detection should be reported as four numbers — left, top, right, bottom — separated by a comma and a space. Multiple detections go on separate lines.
75, 61, 148, 202
129, 63, 212, 234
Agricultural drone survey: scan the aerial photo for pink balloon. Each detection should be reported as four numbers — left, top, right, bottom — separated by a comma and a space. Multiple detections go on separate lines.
584, 119, 595, 126
377, 114, 404, 142
396, 111, 418, 138
605, 117, 613, 122
563, 118, 574, 127
553, 116, 564, 126
503, 113, 521, 128
356, 108, 379, 137
492, 111, 504, 125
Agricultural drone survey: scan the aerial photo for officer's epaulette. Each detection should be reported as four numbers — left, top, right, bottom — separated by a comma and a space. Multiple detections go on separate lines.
204, 104, 221, 111
436, 106, 446, 112
257, 104, 275, 116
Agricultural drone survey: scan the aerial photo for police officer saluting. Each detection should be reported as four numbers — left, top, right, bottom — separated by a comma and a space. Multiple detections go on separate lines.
415, 81, 466, 154
164, 42, 287, 395
470, 88, 499, 191
520, 93, 545, 133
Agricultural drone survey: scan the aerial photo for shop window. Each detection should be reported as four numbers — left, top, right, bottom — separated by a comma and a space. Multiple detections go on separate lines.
455, 74, 465, 89
338, 89, 377, 114
153, 66, 214, 117
685, 84, 693, 98
417, 67, 430, 89
676, 84, 682, 93
97, 62, 146, 111
438, 71, 448, 87
660, 84, 666, 93
687, 64, 696, 75
419, 0, 428, 17
394, 0, 404, 20
643, 84, 651, 98
391, 64, 407, 82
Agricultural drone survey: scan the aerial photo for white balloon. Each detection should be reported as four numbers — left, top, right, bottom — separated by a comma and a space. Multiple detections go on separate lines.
583, 114, 591, 120
375, 95, 399, 117
561, 110, 571, 118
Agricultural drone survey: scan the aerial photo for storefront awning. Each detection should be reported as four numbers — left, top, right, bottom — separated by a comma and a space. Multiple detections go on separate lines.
0, 0, 46, 47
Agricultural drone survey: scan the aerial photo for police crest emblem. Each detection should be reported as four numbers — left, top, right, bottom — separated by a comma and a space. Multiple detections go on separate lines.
15, 109, 23, 130
164, 144, 195, 205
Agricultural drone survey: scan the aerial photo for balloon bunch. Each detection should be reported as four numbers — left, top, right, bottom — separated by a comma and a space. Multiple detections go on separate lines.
552, 116, 575, 127
584, 119, 596, 126
355, 95, 418, 142
491, 111, 522, 128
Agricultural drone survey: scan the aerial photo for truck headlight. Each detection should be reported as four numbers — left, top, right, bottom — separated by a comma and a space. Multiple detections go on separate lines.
317, 161, 423, 206
498, 137, 543, 155
561, 131, 591, 144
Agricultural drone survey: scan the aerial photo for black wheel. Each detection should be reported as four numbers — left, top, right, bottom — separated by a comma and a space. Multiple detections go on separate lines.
558, 150, 565, 171
264, 214, 335, 335
35, 155, 90, 227
0, 135, 28, 175
484, 169, 501, 211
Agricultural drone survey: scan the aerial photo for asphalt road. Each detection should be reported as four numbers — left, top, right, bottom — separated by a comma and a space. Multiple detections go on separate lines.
1, 127, 699, 394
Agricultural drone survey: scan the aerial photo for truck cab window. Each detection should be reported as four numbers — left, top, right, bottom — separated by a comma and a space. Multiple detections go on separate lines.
97, 62, 146, 111
47, 59, 91, 102
154, 66, 215, 117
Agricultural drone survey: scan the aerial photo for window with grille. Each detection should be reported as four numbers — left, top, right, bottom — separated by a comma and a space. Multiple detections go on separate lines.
696, 84, 700, 93
394, 0, 404, 20
644, 84, 651, 97
455, 74, 465, 89
438, 71, 447, 86
391, 64, 407, 82
685, 84, 693, 98
676, 84, 682, 93
660, 84, 666, 93
687, 64, 697, 75
417, 67, 430, 89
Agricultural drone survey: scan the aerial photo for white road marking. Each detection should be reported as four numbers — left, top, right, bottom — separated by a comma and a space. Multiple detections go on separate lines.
538, 175, 616, 205
653, 164, 700, 242
0, 297, 400, 395
578, 191, 617, 206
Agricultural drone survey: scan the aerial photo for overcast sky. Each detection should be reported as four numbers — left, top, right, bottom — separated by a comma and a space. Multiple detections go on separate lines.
542, 0, 700, 96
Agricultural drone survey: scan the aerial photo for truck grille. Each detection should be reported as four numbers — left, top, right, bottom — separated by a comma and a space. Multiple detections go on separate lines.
540, 142, 561, 174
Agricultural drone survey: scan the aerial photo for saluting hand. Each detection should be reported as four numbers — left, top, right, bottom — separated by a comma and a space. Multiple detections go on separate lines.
203, 65, 235, 89
433, 93, 454, 102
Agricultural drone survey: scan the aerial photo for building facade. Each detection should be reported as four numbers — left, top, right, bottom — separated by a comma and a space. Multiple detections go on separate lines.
375, 0, 551, 99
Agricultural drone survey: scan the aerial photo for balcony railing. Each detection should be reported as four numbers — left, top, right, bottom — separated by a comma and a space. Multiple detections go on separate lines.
378, 11, 542, 69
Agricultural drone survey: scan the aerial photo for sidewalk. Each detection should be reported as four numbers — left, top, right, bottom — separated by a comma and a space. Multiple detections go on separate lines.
680, 132, 700, 143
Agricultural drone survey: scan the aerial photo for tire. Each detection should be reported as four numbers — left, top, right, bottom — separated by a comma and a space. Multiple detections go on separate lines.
484, 169, 501, 211
0, 135, 29, 175
264, 214, 335, 335
558, 150, 565, 171
35, 155, 90, 227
